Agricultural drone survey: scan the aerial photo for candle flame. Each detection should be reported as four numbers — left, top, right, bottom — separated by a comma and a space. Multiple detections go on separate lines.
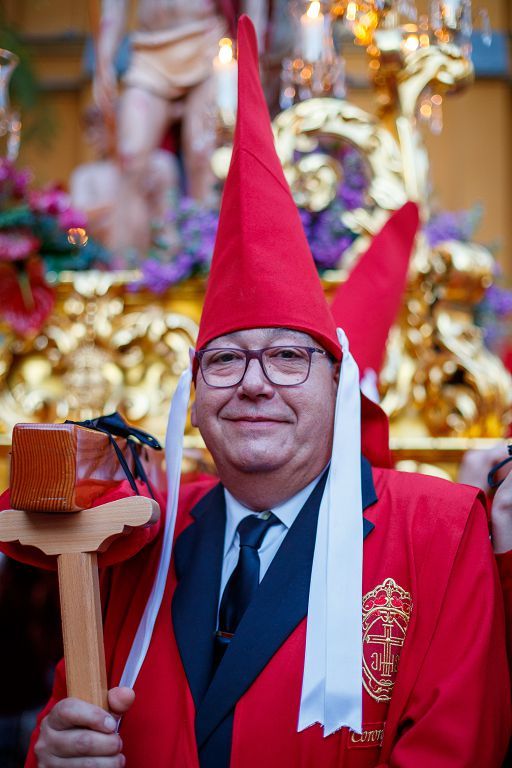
306, 1, 321, 20
218, 37, 234, 65
353, 11, 377, 45
346, 1, 357, 22
403, 34, 419, 51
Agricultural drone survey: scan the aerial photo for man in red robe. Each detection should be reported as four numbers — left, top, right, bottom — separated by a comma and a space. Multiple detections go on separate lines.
4, 15, 510, 768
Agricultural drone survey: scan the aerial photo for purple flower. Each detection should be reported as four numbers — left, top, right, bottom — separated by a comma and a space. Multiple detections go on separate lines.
0, 230, 41, 261
29, 186, 71, 216
11, 168, 32, 198
0, 160, 13, 184
339, 183, 365, 211
135, 258, 195, 293
0, 160, 33, 202
424, 206, 482, 246
311, 234, 353, 269
58, 207, 87, 230
482, 285, 512, 317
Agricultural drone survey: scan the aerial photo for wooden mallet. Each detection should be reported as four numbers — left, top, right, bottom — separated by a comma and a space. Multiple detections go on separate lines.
0, 423, 161, 709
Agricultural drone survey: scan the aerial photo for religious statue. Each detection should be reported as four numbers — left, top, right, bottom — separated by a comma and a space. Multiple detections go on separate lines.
92, 0, 229, 263
70, 105, 179, 256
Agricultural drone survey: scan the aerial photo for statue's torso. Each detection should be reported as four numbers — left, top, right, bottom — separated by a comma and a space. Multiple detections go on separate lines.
136, 0, 219, 33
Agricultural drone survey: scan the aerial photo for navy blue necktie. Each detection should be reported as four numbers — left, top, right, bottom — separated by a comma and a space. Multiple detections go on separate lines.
214, 512, 280, 665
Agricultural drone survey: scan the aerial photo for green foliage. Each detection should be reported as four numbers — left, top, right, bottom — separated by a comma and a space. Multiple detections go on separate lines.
0, 16, 56, 147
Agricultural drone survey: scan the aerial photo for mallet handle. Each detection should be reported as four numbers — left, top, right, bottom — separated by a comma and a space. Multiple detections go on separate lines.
0, 497, 160, 710
57, 552, 108, 709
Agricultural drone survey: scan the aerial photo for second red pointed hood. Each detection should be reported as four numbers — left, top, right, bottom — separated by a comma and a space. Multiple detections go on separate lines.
331, 202, 420, 375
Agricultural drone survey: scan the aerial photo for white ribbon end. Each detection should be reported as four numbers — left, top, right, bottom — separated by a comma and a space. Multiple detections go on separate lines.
297, 717, 321, 734
324, 715, 363, 738
360, 367, 380, 404
336, 327, 349, 355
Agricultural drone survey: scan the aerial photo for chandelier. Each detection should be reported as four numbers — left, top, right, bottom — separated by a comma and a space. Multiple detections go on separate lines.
279, 0, 492, 129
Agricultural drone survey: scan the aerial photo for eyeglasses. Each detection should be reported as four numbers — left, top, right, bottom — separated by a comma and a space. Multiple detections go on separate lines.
195, 346, 329, 388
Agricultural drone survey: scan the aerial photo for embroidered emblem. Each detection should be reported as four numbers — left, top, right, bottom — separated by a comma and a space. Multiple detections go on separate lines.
362, 578, 412, 703
348, 724, 385, 750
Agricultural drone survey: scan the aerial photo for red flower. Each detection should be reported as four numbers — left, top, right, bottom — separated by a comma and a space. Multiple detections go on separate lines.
0, 259, 55, 336
28, 184, 87, 230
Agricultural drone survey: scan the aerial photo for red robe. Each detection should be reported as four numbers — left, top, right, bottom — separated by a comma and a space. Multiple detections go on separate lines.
1, 465, 510, 768
497, 551, 512, 665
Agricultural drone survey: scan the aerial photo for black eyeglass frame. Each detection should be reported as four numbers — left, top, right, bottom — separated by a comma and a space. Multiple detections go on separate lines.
195, 345, 330, 388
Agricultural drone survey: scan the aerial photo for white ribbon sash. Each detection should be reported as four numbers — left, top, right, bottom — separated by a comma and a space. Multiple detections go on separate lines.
119, 363, 192, 691
298, 328, 363, 736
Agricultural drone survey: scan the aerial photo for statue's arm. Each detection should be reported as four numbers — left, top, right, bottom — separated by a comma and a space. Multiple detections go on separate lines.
93, 0, 128, 115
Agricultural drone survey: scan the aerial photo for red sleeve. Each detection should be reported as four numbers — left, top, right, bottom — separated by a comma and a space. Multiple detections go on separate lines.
0, 472, 217, 570
383, 499, 511, 766
496, 550, 512, 675
0, 479, 166, 570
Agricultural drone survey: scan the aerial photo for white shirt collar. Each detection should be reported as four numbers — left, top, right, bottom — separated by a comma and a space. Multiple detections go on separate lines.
223, 469, 326, 554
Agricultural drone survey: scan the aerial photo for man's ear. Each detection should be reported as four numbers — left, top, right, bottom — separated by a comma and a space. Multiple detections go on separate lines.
190, 399, 198, 428
333, 361, 341, 387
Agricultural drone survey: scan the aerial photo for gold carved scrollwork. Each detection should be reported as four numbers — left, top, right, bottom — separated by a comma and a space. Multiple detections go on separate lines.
380, 234, 512, 437
392, 44, 474, 208
396, 44, 474, 121
404, 240, 510, 437
0, 272, 200, 439
274, 98, 407, 215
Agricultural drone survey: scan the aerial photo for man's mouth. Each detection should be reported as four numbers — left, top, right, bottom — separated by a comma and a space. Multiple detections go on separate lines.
223, 415, 289, 423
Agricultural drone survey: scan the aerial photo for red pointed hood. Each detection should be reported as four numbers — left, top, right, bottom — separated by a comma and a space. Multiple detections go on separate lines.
196, 14, 340, 359
331, 202, 420, 375
195, 15, 391, 468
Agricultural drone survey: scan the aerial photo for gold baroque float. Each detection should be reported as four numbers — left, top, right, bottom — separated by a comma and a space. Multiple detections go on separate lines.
272, 39, 512, 442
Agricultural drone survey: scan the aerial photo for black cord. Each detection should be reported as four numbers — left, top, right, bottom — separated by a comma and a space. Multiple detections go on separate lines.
65, 412, 162, 498
487, 445, 512, 489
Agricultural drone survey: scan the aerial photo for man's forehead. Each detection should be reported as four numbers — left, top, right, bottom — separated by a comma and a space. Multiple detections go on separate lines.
205, 327, 320, 348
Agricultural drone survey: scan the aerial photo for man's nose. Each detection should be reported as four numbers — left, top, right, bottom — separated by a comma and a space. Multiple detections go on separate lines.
237, 357, 274, 397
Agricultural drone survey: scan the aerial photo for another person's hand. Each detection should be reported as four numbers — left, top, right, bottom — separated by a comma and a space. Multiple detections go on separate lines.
457, 443, 509, 491
457, 443, 512, 554
492, 470, 512, 554
34, 686, 134, 767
